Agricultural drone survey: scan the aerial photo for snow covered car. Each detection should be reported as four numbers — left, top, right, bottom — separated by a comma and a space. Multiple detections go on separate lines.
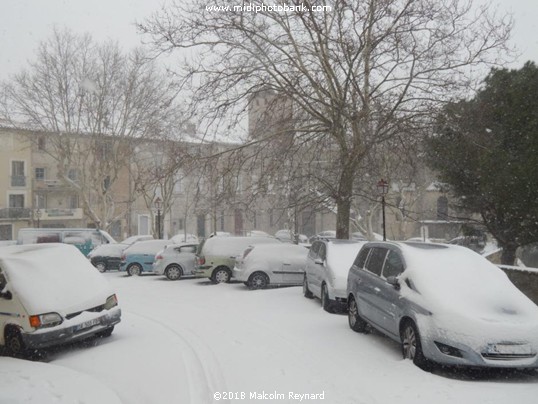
308, 230, 336, 243
194, 236, 282, 283
119, 239, 172, 276
347, 241, 538, 369
170, 232, 199, 244
0, 243, 121, 356
88, 235, 153, 272
303, 240, 365, 312
233, 243, 309, 289
274, 229, 309, 244
153, 244, 198, 280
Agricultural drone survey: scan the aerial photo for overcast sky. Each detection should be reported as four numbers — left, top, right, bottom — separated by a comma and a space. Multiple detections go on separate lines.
0, 0, 537, 81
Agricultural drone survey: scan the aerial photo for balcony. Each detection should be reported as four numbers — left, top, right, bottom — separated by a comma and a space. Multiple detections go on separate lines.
11, 175, 27, 187
0, 208, 31, 220
40, 208, 83, 220
34, 179, 78, 192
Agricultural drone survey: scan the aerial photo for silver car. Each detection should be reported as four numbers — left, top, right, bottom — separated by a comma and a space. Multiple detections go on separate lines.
233, 243, 308, 289
153, 244, 198, 280
347, 241, 538, 369
303, 240, 364, 312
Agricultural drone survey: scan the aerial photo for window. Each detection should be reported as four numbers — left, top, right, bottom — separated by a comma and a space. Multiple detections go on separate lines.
11, 161, 26, 186
178, 245, 197, 253
35, 194, 46, 209
174, 174, 183, 193
38, 137, 46, 151
68, 194, 79, 209
364, 247, 387, 276
96, 141, 113, 160
35, 167, 45, 181
354, 248, 370, 268
382, 251, 405, 278
437, 196, 448, 220
68, 168, 79, 181
309, 241, 321, 259
317, 243, 326, 261
236, 175, 243, 193
9, 194, 24, 208
0, 224, 12, 241
12, 161, 24, 176
138, 215, 150, 235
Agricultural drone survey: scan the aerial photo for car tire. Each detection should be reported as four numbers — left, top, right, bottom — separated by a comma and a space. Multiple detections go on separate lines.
248, 272, 269, 290
165, 264, 183, 281
400, 320, 430, 369
4, 327, 26, 357
96, 326, 114, 338
348, 296, 368, 333
211, 267, 231, 283
321, 284, 334, 313
127, 263, 142, 276
303, 275, 314, 298
95, 261, 107, 273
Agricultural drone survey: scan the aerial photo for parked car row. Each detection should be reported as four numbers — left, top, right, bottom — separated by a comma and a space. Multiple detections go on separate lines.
3, 233, 538, 371
192, 235, 538, 371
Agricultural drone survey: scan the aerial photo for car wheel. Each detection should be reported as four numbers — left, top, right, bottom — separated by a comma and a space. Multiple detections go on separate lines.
95, 261, 107, 273
321, 284, 334, 313
400, 320, 430, 369
248, 272, 269, 290
303, 275, 314, 298
348, 296, 368, 333
165, 264, 183, 281
96, 326, 114, 338
4, 327, 25, 357
127, 263, 142, 276
211, 267, 231, 283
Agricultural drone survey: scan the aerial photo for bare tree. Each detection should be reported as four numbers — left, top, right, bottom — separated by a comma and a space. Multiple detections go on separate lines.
140, 0, 511, 238
0, 28, 180, 230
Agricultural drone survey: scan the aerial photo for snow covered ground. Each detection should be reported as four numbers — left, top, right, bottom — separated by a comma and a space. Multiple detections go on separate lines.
1, 272, 538, 403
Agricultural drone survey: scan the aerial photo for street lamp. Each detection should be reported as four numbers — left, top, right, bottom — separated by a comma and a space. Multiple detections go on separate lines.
154, 197, 162, 239
36, 208, 42, 229
377, 179, 389, 241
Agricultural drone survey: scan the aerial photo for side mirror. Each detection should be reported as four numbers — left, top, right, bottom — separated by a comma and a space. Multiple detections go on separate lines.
314, 258, 324, 265
0, 290, 13, 300
386, 276, 400, 290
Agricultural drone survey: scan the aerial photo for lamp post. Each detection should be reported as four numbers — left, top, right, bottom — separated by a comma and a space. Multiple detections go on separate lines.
36, 208, 42, 229
377, 179, 389, 241
154, 197, 162, 239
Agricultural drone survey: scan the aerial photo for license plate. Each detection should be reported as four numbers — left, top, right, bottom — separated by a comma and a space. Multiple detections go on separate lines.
486, 343, 531, 355
75, 318, 101, 332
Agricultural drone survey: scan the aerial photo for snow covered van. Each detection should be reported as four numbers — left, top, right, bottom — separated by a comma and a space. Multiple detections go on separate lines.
0, 243, 121, 356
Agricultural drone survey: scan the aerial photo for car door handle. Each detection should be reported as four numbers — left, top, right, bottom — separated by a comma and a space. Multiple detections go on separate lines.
283, 263, 290, 266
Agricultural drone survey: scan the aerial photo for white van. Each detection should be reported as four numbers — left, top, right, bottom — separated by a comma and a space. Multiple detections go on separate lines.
0, 243, 121, 356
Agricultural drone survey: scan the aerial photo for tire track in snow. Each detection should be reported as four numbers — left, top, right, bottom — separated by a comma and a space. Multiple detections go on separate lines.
126, 310, 229, 404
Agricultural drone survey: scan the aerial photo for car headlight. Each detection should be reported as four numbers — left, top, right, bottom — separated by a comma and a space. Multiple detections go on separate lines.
104, 294, 118, 310
29, 312, 63, 329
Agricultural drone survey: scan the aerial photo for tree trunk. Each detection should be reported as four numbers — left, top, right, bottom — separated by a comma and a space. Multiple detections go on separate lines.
335, 168, 354, 239
500, 244, 517, 265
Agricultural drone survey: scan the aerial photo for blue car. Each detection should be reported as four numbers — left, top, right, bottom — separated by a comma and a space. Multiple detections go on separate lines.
120, 240, 172, 276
